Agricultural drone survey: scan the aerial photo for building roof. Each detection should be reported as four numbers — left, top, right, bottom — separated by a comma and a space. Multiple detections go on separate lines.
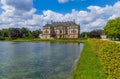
43, 21, 79, 27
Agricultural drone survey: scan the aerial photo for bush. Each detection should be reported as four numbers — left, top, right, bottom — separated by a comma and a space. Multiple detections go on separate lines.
0, 37, 5, 40
88, 39, 120, 79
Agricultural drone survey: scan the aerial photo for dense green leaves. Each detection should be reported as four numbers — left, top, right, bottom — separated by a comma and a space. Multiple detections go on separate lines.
32, 30, 42, 38
0, 27, 42, 40
0, 29, 10, 37
89, 29, 103, 38
80, 32, 90, 38
10, 28, 23, 39
104, 17, 120, 40
21, 27, 30, 37
88, 39, 120, 79
80, 29, 104, 38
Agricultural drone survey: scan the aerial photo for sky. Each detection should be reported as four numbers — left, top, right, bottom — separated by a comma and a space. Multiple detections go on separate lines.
0, 0, 120, 32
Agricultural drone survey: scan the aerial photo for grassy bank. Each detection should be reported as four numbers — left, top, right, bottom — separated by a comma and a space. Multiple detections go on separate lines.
72, 41, 106, 79
0, 37, 85, 43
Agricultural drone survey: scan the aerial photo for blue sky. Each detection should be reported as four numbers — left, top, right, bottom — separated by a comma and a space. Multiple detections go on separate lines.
33, 0, 119, 14
0, 0, 120, 32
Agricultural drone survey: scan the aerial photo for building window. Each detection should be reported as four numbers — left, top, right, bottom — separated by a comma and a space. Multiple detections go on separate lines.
60, 30, 62, 33
71, 30, 77, 33
44, 30, 49, 34
55, 31, 57, 33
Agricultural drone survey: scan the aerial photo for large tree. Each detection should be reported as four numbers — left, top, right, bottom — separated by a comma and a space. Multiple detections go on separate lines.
9, 28, 23, 39
104, 17, 120, 40
89, 29, 103, 38
80, 32, 90, 38
32, 29, 42, 38
0, 29, 10, 37
21, 27, 30, 37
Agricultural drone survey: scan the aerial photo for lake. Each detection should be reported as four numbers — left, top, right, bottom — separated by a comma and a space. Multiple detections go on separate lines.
0, 42, 83, 79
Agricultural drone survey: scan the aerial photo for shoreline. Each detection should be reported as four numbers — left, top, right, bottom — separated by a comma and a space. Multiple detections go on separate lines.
0, 38, 86, 43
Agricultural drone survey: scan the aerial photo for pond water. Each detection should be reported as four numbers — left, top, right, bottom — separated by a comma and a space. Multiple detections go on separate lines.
0, 42, 83, 79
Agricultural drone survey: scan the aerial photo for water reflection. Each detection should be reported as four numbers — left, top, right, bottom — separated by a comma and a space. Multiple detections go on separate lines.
0, 42, 83, 79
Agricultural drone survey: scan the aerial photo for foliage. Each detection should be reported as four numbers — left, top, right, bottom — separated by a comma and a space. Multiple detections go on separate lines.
32, 30, 41, 38
0, 36, 5, 40
21, 27, 30, 37
80, 32, 90, 38
72, 42, 106, 79
89, 29, 103, 38
80, 29, 103, 38
0, 29, 10, 37
88, 39, 120, 79
0, 27, 42, 39
10, 28, 23, 39
104, 17, 120, 40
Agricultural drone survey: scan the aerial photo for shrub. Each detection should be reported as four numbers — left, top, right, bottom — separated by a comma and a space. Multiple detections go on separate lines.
0, 37, 5, 40
88, 39, 120, 79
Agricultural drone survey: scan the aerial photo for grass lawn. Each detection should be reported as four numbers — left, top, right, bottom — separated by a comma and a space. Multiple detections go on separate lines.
1, 37, 85, 43
72, 41, 106, 79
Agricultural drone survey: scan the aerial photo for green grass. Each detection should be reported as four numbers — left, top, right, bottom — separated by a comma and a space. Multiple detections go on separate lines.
72, 41, 106, 79
1, 37, 85, 43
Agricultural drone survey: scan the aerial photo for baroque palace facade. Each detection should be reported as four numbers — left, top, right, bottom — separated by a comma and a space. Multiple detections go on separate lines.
41, 21, 80, 39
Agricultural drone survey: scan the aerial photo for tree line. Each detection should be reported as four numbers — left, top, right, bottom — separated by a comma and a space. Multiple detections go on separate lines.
81, 17, 120, 40
0, 17, 119, 40
0, 27, 42, 40
80, 29, 103, 38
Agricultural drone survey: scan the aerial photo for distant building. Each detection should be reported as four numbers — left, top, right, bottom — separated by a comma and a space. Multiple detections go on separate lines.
41, 21, 80, 39
100, 35, 107, 40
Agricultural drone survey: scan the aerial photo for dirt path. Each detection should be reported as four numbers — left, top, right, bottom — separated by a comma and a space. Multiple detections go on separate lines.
101, 39, 120, 44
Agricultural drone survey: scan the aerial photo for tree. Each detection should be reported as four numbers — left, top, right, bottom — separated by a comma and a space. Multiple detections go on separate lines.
0, 30, 3, 36
2, 29, 10, 37
89, 29, 103, 38
80, 32, 90, 38
104, 17, 120, 40
0, 27, 42, 39
10, 28, 23, 39
21, 27, 30, 37
32, 29, 42, 38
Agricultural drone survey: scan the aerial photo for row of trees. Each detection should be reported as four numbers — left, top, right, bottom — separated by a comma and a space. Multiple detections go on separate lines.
0, 27, 42, 39
81, 17, 120, 40
0, 17, 119, 40
80, 29, 103, 38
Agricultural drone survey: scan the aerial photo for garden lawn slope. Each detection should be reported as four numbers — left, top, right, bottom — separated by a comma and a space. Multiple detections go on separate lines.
72, 41, 106, 79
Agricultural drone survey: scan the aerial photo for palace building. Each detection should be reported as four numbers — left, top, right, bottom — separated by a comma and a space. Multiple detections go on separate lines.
41, 21, 80, 39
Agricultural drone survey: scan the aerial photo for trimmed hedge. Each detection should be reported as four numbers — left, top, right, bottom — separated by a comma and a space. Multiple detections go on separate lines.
88, 39, 120, 79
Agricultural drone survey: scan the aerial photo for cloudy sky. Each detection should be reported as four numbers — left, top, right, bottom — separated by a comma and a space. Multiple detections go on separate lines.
0, 0, 120, 32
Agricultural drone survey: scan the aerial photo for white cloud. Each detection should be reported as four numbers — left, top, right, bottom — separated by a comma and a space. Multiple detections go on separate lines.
58, 0, 68, 3
0, 0, 120, 32
58, 0, 86, 3
40, 1, 120, 32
